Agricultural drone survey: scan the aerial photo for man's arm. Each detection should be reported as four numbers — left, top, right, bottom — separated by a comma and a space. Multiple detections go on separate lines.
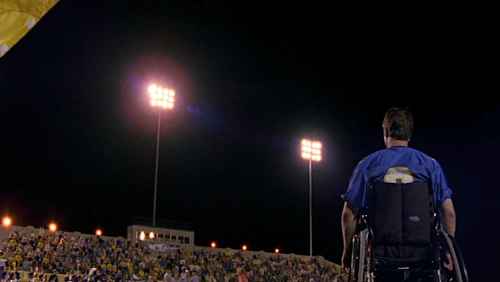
440, 198, 456, 236
341, 202, 357, 253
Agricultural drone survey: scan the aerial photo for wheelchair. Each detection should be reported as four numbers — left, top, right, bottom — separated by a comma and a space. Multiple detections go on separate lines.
347, 181, 468, 282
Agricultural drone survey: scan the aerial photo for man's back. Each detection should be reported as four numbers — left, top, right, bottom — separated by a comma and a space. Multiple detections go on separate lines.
342, 146, 452, 210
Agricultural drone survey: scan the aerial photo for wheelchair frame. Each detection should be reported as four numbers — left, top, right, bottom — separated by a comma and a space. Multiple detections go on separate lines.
347, 184, 468, 282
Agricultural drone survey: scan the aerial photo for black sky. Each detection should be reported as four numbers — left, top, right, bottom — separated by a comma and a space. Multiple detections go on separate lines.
0, 2, 498, 280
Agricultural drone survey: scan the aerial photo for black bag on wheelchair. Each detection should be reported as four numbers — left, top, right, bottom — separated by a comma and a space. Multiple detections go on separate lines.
370, 181, 434, 268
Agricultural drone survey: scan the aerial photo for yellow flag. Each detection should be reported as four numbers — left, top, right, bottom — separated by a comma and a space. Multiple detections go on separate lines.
0, 0, 59, 58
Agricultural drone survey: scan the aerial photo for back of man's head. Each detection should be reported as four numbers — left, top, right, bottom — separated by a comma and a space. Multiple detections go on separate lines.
383, 107, 413, 141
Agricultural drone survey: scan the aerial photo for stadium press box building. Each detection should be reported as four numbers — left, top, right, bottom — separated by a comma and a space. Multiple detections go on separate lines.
127, 217, 195, 252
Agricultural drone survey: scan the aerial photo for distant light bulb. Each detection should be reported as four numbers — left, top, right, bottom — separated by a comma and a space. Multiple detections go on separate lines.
312, 141, 322, 149
301, 152, 311, 160
148, 84, 157, 93
48, 223, 57, 232
2, 217, 12, 227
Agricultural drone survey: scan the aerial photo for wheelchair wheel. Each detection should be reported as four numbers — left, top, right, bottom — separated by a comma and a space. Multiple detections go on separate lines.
348, 230, 373, 282
348, 234, 360, 282
449, 234, 469, 282
438, 231, 468, 282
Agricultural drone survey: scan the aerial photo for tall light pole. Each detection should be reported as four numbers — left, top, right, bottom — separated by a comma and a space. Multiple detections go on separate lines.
148, 84, 175, 226
300, 138, 322, 257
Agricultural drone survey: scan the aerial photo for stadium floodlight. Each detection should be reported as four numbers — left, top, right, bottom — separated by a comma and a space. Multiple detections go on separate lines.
301, 138, 322, 257
149, 84, 175, 109
301, 139, 322, 162
2, 216, 12, 228
95, 229, 102, 236
48, 222, 57, 232
148, 84, 176, 227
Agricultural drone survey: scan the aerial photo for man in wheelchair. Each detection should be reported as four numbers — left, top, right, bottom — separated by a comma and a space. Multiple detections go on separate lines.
340, 108, 468, 282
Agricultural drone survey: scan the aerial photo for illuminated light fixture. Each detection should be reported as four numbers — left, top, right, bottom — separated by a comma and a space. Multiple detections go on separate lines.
139, 231, 146, 241
301, 139, 322, 162
2, 216, 12, 228
149, 232, 155, 239
48, 223, 57, 232
148, 84, 157, 93
95, 229, 102, 236
242, 245, 248, 251
211, 242, 217, 248
275, 248, 280, 254
149, 84, 175, 110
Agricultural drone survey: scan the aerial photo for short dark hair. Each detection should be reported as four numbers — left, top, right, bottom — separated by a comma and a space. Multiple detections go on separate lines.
383, 107, 413, 141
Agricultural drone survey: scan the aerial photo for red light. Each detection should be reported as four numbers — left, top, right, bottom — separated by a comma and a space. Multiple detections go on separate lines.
242, 245, 248, 251
275, 248, 280, 253
211, 242, 216, 248
96, 229, 102, 236
2, 216, 12, 228
48, 223, 57, 232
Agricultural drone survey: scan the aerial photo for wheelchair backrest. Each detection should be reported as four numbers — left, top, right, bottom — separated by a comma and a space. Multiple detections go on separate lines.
370, 181, 434, 246
367, 181, 438, 266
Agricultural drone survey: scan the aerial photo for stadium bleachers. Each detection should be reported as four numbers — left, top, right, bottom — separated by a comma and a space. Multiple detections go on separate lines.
0, 227, 345, 282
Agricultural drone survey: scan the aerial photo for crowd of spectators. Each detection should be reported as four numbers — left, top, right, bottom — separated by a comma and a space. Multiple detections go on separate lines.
0, 231, 344, 282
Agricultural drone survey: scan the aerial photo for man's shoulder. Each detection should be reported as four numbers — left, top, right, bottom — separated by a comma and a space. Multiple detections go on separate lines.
402, 147, 441, 167
358, 147, 440, 167
357, 148, 389, 166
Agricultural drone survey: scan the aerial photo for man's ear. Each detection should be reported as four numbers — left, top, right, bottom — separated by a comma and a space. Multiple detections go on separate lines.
383, 126, 390, 138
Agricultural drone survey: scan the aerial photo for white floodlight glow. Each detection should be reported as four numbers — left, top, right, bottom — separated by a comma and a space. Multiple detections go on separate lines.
149, 85, 175, 110
312, 141, 322, 149
148, 84, 157, 93
301, 139, 322, 162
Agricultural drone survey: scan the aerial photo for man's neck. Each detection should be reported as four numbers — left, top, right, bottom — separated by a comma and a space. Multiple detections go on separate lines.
387, 139, 409, 148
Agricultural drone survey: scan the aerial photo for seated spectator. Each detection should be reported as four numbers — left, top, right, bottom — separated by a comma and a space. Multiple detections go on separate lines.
49, 273, 59, 282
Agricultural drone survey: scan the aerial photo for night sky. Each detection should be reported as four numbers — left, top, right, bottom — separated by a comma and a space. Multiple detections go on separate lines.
0, 2, 498, 280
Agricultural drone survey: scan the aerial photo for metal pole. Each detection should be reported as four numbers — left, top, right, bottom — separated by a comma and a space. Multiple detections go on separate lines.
309, 159, 313, 257
153, 109, 161, 226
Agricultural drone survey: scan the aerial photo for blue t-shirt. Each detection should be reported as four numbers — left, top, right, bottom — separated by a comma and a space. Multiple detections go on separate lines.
342, 146, 452, 208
